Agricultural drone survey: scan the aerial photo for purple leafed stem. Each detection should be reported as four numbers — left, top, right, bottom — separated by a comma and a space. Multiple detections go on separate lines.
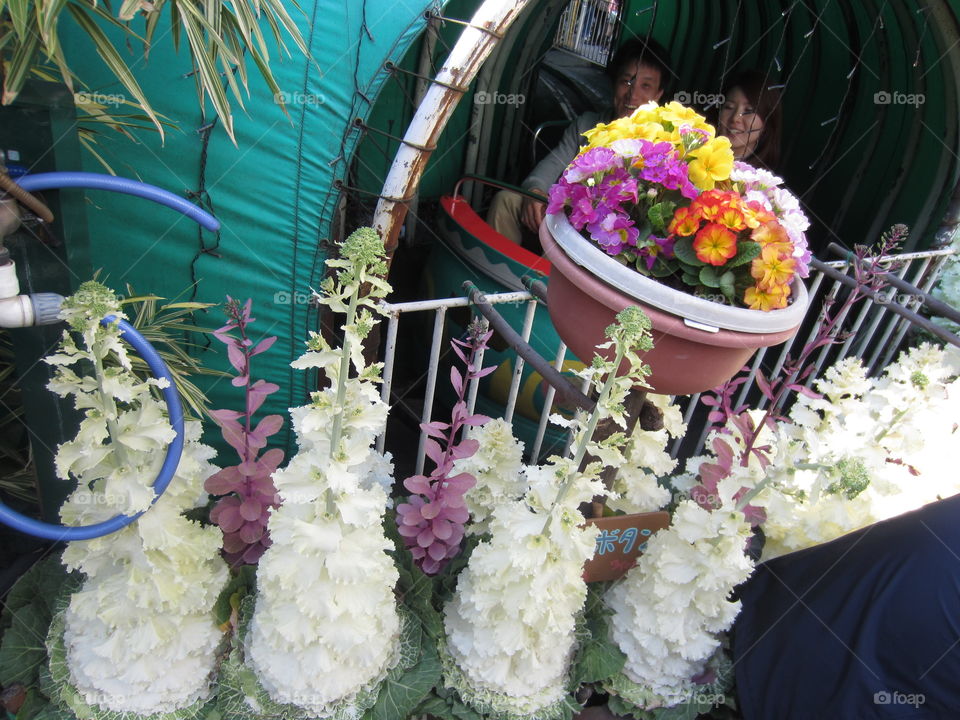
205, 297, 284, 566
692, 226, 907, 522
395, 320, 495, 574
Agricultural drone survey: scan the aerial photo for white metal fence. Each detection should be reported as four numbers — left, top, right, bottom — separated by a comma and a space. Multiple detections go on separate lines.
378, 246, 957, 471
553, 0, 622, 66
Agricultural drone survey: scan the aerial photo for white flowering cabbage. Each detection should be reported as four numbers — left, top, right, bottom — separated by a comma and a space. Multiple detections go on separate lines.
750, 344, 960, 558
244, 229, 402, 719
604, 479, 753, 708
45, 282, 228, 716
442, 458, 601, 718
450, 418, 526, 535
605, 393, 684, 514
442, 307, 655, 719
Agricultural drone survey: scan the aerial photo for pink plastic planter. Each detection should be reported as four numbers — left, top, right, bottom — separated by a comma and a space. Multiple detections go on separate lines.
540, 214, 808, 396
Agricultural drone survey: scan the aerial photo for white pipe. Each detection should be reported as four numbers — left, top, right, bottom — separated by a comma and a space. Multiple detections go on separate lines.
0, 261, 34, 328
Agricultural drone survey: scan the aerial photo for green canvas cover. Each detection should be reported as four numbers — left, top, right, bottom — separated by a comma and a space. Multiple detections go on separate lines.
56, 1, 442, 450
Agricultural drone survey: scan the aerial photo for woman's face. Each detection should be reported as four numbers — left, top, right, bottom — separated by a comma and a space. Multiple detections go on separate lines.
718, 87, 765, 160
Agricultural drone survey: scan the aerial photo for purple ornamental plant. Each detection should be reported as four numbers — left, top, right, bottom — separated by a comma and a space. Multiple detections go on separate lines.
396, 320, 494, 575
205, 297, 284, 566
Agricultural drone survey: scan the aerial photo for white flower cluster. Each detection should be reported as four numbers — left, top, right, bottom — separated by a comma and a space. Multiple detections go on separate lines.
451, 418, 526, 535
606, 394, 684, 514
442, 306, 655, 718
49, 284, 227, 715
604, 481, 753, 707
732, 344, 959, 559
247, 229, 401, 718
443, 458, 602, 717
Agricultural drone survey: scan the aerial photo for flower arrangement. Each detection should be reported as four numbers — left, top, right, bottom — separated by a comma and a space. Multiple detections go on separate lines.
43, 281, 229, 717
546, 101, 811, 310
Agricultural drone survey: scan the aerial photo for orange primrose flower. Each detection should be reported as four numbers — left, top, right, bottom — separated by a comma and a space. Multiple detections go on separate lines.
751, 221, 792, 252
669, 206, 702, 236
693, 223, 738, 266
751, 245, 797, 289
744, 282, 791, 311
716, 206, 747, 231
742, 200, 776, 228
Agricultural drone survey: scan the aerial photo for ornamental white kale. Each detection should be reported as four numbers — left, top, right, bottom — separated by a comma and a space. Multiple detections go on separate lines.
605, 393, 685, 515
47, 282, 228, 715
245, 229, 401, 718
753, 344, 960, 558
604, 479, 753, 709
442, 307, 654, 719
450, 418, 526, 536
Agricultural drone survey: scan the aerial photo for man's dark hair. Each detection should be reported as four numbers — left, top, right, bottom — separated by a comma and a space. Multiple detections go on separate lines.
606, 37, 673, 93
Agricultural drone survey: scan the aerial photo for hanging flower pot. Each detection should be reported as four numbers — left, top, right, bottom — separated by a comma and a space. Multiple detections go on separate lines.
541, 212, 809, 396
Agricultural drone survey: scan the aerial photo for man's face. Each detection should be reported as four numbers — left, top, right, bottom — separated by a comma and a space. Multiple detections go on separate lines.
613, 61, 664, 118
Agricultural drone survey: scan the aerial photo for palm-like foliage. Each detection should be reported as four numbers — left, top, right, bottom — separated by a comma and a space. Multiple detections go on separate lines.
0, 0, 309, 145
119, 287, 229, 420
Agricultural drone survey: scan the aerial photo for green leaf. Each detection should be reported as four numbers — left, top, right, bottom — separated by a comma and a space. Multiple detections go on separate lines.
672, 236, 706, 267
606, 694, 639, 718
719, 271, 736, 302
64, 3, 164, 139
727, 240, 761, 269
647, 201, 676, 232
2, 22, 40, 103
212, 565, 256, 626
0, 604, 48, 686
416, 687, 485, 720
6, 0, 30, 38
369, 638, 441, 720
682, 272, 701, 287
698, 265, 721, 288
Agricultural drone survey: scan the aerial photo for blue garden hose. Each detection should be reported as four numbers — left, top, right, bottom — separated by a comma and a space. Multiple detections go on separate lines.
0, 171, 216, 540
0, 316, 185, 540
14, 172, 220, 231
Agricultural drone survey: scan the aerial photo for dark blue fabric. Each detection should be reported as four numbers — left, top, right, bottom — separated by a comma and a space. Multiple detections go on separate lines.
733, 494, 960, 720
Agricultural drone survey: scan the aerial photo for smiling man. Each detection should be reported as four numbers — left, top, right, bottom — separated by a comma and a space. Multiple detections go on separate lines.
487, 38, 673, 247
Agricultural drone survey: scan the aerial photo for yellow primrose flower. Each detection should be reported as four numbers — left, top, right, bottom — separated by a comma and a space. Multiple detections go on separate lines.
751, 245, 797, 289
659, 101, 706, 128
687, 136, 734, 190
744, 282, 791, 310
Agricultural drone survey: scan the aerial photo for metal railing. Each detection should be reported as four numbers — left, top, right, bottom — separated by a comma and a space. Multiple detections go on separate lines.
378, 246, 957, 471
554, 0, 621, 66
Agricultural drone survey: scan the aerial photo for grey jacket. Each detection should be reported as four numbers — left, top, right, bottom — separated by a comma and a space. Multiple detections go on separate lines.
521, 109, 614, 192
